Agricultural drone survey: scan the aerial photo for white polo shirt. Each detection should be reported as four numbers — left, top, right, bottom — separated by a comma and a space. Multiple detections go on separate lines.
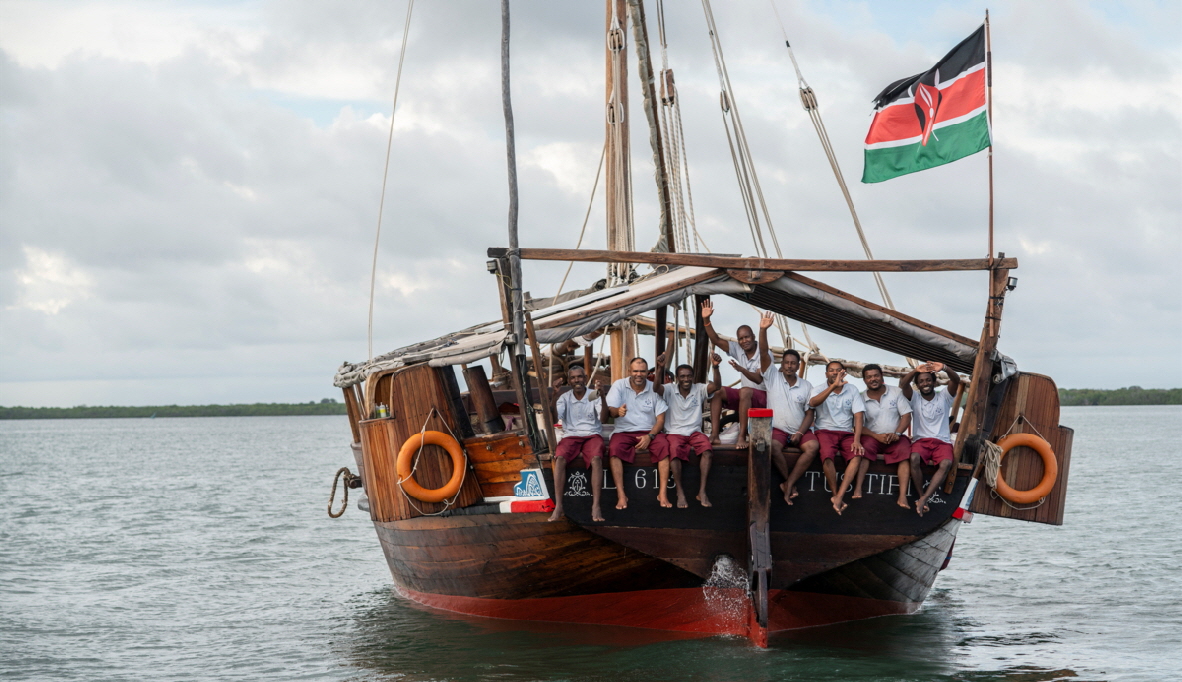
910, 389, 954, 443
810, 382, 866, 433
606, 378, 668, 434
663, 383, 712, 436
862, 385, 912, 435
727, 340, 765, 390
555, 388, 602, 437
762, 367, 813, 434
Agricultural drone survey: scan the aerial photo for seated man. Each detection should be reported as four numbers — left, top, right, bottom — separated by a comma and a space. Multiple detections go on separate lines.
809, 360, 868, 515
606, 357, 670, 510
900, 362, 962, 516
757, 312, 820, 505
700, 299, 765, 449
654, 351, 723, 508
860, 363, 913, 509
548, 365, 609, 522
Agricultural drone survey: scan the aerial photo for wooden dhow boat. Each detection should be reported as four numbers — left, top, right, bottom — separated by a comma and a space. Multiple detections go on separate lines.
326, 2, 1072, 647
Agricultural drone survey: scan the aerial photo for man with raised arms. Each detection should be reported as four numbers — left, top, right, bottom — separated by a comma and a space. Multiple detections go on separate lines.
548, 365, 609, 523
900, 362, 961, 516
809, 360, 869, 515
700, 299, 765, 449
757, 312, 820, 505
859, 363, 913, 509
606, 357, 670, 510
653, 351, 723, 508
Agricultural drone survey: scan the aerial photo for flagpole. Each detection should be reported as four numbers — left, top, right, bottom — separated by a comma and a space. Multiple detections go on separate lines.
986, 9, 994, 261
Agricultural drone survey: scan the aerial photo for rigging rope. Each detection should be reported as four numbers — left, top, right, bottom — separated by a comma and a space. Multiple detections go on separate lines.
367, 0, 416, 361
767, 0, 897, 312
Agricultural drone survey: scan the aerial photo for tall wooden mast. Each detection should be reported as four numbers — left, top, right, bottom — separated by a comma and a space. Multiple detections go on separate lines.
605, 0, 636, 379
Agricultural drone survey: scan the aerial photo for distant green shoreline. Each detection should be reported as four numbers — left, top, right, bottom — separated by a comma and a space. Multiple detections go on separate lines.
0, 401, 348, 420
1, 387, 1178, 419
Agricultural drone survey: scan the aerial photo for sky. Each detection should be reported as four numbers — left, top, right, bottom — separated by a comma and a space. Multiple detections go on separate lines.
1, 0, 1179, 407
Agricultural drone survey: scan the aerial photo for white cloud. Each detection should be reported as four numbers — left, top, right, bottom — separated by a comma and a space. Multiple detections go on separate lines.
8, 246, 93, 315
0, 0, 1178, 407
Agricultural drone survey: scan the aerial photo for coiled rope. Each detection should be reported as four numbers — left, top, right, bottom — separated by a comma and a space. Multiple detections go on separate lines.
327, 467, 361, 518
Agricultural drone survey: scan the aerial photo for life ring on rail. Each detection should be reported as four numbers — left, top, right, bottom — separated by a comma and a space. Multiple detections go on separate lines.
994, 433, 1058, 505
396, 431, 466, 503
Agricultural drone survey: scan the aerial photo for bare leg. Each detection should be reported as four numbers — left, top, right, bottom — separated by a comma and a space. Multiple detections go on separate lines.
611, 456, 629, 510
832, 457, 860, 515
657, 458, 672, 508
895, 460, 911, 508
736, 388, 753, 449
672, 459, 688, 507
709, 392, 724, 445
590, 456, 604, 521
697, 452, 712, 507
851, 458, 871, 499
547, 457, 567, 522
909, 453, 925, 513
822, 458, 839, 502
783, 441, 818, 505
916, 459, 952, 516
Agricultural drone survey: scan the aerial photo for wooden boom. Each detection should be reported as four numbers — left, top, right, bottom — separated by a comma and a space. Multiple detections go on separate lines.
489, 248, 1017, 272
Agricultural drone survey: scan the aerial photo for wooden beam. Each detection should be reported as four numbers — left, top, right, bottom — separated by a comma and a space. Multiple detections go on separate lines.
490, 247, 1017, 272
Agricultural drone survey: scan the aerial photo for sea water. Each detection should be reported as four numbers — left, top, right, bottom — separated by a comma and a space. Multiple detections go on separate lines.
1, 406, 1179, 681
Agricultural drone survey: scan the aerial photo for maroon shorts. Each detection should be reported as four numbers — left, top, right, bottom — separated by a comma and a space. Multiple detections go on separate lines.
861, 435, 912, 464
609, 431, 668, 464
723, 387, 768, 411
554, 434, 604, 468
912, 437, 954, 465
661, 433, 712, 461
771, 428, 819, 449
816, 429, 870, 462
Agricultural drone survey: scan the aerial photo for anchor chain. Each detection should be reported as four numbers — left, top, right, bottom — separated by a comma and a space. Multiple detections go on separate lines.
327, 467, 361, 518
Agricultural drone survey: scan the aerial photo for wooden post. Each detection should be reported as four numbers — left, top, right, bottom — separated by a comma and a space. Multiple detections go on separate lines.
950, 264, 1010, 492
746, 409, 773, 647
525, 313, 558, 454
692, 295, 710, 383
627, 0, 675, 253
342, 386, 362, 443
985, 9, 994, 261
655, 304, 667, 363
463, 365, 505, 435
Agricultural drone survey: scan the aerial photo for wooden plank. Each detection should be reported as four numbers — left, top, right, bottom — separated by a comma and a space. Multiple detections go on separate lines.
535, 267, 720, 331
494, 247, 1018, 272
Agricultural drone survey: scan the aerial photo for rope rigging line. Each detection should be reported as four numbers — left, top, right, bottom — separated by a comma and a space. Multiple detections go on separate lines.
767, 0, 897, 313
367, 0, 416, 361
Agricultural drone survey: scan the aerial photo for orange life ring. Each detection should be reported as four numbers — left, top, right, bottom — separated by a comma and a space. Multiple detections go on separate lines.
397, 431, 466, 503
994, 433, 1058, 504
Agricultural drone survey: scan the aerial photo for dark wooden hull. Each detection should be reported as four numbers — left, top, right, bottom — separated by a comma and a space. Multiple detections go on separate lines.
371, 458, 967, 637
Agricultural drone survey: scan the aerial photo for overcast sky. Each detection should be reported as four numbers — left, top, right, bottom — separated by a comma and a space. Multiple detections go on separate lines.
1, 0, 1179, 407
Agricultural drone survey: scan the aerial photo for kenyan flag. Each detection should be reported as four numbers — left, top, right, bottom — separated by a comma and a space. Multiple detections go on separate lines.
862, 25, 990, 183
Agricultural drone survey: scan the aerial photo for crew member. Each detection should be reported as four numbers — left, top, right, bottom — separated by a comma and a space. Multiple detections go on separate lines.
860, 363, 913, 509
606, 357, 670, 510
654, 351, 723, 508
809, 360, 868, 515
700, 299, 766, 449
900, 362, 961, 516
548, 365, 609, 522
757, 312, 819, 505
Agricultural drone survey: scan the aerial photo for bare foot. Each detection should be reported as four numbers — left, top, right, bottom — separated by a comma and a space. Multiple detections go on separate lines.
697, 492, 712, 507
915, 499, 929, 516
896, 497, 910, 509
832, 496, 847, 515
657, 495, 672, 508
710, 437, 722, 446
676, 494, 688, 508
852, 491, 863, 499
616, 496, 629, 511
780, 482, 793, 505
790, 487, 799, 500
591, 506, 605, 522
736, 439, 750, 450
547, 508, 563, 522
